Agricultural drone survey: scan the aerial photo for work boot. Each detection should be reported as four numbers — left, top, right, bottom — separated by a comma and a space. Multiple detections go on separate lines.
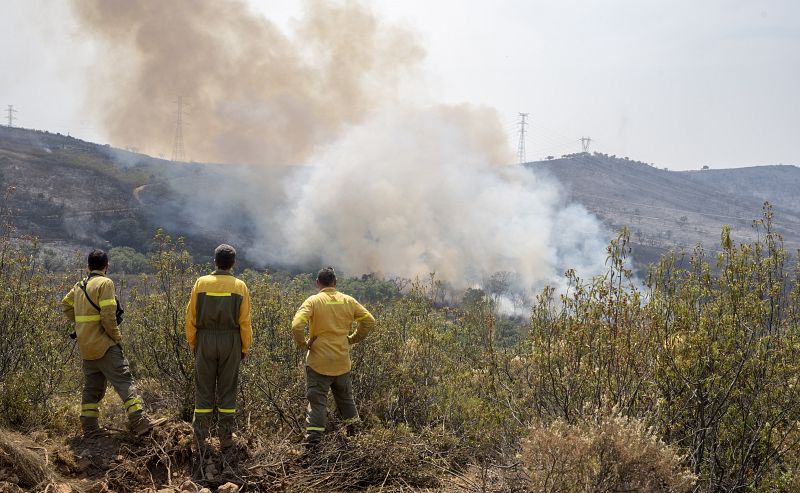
302, 431, 322, 452
193, 413, 212, 444
129, 413, 157, 437
218, 416, 236, 450
344, 417, 363, 437
219, 432, 235, 450
80, 416, 99, 435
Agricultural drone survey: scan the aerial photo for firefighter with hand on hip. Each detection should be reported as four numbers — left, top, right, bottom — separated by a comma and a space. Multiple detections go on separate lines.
292, 267, 376, 449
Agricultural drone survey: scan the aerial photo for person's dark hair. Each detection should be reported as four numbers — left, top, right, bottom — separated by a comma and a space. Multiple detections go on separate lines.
214, 244, 236, 270
317, 266, 337, 287
87, 249, 108, 271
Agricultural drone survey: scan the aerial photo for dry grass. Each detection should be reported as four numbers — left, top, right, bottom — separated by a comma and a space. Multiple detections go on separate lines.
234, 426, 449, 492
0, 429, 51, 488
33, 421, 464, 492
521, 412, 696, 493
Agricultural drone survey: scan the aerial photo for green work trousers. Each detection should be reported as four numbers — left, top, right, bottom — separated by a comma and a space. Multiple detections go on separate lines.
305, 366, 359, 443
193, 330, 242, 440
81, 344, 144, 422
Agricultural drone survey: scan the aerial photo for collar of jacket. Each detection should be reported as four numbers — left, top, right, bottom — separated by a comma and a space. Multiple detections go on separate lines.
320, 287, 337, 293
88, 270, 106, 277
213, 269, 233, 276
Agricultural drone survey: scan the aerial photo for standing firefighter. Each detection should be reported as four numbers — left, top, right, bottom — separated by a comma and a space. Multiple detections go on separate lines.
292, 267, 376, 448
61, 249, 158, 436
185, 244, 252, 449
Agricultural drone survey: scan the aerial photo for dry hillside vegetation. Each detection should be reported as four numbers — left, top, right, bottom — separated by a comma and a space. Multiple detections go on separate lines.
0, 174, 799, 489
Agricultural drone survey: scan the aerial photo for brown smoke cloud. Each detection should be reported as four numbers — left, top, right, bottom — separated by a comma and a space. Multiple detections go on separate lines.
70, 0, 610, 295
71, 0, 423, 164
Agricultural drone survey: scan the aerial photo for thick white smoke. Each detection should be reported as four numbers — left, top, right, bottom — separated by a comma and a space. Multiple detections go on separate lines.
71, 0, 610, 290
258, 105, 608, 291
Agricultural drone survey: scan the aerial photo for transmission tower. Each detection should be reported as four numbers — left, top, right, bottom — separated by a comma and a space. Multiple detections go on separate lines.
5, 105, 17, 127
580, 136, 592, 153
171, 97, 186, 162
517, 113, 529, 164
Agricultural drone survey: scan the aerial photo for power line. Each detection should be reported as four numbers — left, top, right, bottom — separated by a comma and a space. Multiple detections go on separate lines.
171, 96, 186, 162
5, 105, 17, 127
517, 113, 528, 164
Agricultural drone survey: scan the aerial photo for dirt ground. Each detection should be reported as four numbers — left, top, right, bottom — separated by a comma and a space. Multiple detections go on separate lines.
0, 421, 522, 493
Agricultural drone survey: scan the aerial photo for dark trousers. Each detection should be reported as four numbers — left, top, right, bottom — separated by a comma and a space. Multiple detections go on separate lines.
81, 345, 144, 422
305, 366, 359, 442
193, 330, 242, 439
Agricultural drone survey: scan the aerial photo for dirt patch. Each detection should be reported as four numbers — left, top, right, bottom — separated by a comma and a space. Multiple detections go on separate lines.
0, 421, 503, 492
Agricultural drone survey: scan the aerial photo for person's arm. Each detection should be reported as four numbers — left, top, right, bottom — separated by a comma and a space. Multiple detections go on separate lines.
348, 299, 375, 345
185, 281, 199, 352
291, 298, 313, 350
239, 283, 253, 356
97, 280, 121, 342
61, 286, 76, 323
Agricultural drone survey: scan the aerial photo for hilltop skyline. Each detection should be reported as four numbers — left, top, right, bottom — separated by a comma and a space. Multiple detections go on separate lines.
1, 0, 798, 170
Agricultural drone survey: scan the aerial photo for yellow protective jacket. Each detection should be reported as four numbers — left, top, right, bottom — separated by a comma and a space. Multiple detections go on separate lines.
185, 270, 253, 354
292, 287, 376, 376
61, 270, 121, 361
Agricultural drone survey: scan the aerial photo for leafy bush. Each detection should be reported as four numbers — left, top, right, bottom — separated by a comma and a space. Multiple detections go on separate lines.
108, 246, 150, 274
0, 202, 798, 491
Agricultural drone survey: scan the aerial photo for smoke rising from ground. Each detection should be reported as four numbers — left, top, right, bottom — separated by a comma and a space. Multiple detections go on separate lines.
71, 0, 422, 164
72, 0, 610, 291
261, 105, 608, 291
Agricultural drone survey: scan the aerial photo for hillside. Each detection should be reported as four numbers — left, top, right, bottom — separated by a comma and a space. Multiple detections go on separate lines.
528, 153, 800, 265
0, 126, 268, 265
2, 126, 798, 271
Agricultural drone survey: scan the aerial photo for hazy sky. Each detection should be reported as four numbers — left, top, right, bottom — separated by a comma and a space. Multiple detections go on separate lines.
1, 0, 798, 170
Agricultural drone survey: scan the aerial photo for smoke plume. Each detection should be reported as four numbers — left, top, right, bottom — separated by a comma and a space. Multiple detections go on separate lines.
72, 0, 610, 292
71, 0, 422, 164
266, 105, 607, 290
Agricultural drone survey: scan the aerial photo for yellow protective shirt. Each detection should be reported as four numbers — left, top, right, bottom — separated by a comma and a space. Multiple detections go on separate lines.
61, 270, 121, 361
291, 287, 376, 376
185, 270, 253, 354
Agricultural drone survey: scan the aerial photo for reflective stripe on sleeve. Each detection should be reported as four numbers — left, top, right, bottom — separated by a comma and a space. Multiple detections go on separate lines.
355, 313, 372, 321
99, 298, 117, 307
75, 315, 102, 322
194, 408, 214, 414
306, 426, 325, 431
218, 408, 236, 414
65, 298, 74, 306
205, 292, 231, 297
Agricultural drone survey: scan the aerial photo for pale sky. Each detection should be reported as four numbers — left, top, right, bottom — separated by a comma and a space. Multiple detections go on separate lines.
1, 0, 798, 170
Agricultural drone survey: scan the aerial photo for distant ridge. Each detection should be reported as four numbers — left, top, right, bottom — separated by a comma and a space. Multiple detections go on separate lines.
527, 153, 800, 265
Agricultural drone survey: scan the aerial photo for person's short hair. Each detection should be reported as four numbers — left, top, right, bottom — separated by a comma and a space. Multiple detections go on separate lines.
214, 244, 236, 270
88, 249, 108, 271
317, 266, 337, 287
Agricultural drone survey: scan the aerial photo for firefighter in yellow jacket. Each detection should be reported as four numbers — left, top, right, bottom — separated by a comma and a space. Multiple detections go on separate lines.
61, 249, 157, 436
185, 244, 252, 449
291, 267, 376, 447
